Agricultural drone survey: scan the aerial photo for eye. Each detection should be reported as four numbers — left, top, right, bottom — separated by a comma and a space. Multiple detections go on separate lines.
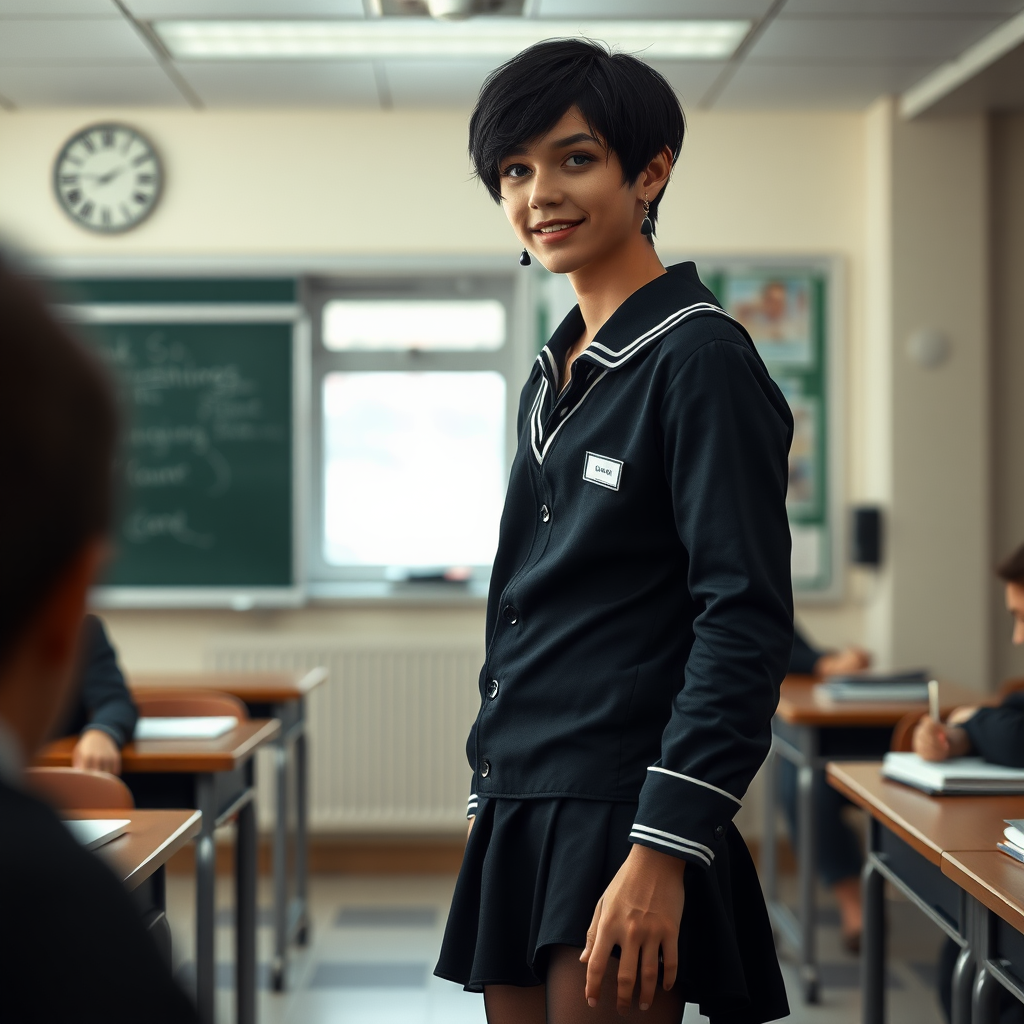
501, 163, 530, 179
566, 153, 594, 167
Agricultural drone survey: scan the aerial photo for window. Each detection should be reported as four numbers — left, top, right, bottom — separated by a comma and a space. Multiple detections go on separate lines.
309, 271, 527, 596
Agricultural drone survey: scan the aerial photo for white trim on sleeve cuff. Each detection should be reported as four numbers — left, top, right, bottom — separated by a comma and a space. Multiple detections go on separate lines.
646, 766, 742, 806
630, 823, 714, 861
629, 828, 712, 867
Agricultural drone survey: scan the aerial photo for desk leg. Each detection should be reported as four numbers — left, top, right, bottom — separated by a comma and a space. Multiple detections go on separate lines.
195, 775, 217, 1024
236, 795, 257, 1024
951, 944, 976, 1024
761, 739, 779, 906
295, 725, 310, 946
972, 966, 1001, 1024
797, 727, 819, 1003
271, 731, 288, 992
862, 853, 886, 1024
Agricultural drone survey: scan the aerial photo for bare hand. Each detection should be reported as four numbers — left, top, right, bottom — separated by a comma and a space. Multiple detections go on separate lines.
467, 815, 475, 839
912, 716, 971, 762
71, 729, 121, 774
817, 647, 872, 677
580, 843, 685, 1015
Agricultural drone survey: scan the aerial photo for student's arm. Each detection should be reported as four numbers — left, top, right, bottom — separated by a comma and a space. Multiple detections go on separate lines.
960, 692, 1024, 767
73, 615, 138, 772
789, 627, 822, 676
631, 335, 794, 868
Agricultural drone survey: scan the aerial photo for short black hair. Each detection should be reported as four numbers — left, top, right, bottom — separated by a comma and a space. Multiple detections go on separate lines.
998, 544, 1024, 587
0, 256, 118, 667
469, 38, 685, 233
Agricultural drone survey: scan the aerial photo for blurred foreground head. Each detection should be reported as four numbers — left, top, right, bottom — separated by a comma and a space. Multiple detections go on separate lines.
0, 256, 117, 755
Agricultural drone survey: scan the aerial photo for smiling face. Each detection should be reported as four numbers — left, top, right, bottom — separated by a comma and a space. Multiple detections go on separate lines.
498, 107, 660, 276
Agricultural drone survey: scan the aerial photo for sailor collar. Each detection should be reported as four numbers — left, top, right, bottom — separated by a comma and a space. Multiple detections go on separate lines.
529, 262, 738, 466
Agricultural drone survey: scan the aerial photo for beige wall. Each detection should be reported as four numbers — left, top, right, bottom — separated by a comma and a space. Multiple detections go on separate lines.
0, 106, 870, 674
992, 113, 1024, 686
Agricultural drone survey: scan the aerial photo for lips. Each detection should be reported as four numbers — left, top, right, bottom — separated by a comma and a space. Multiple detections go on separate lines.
531, 219, 584, 243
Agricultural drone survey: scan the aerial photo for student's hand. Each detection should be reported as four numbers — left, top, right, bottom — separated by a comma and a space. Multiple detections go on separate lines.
467, 815, 475, 839
580, 843, 685, 1015
947, 705, 980, 726
912, 716, 972, 762
72, 729, 121, 774
816, 646, 872, 677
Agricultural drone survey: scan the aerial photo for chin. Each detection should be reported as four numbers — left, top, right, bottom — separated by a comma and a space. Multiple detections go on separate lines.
532, 247, 593, 276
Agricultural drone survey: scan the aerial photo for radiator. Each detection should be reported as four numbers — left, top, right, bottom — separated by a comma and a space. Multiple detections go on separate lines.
207, 639, 483, 833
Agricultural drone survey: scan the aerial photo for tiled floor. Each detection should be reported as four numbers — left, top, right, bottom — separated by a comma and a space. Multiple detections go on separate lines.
164, 871, 951, 1024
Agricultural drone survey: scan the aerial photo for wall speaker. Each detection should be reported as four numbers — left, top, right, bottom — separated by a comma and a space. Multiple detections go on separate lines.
852, 506, 883, 567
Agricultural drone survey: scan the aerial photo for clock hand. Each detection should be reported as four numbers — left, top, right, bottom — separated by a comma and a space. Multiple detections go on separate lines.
96, 166, 126, 185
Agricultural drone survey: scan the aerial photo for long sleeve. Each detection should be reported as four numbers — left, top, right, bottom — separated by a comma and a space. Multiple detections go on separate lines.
962, 692, 1024, 768
78, 615, 138, 748
789, 626, 823, 676
629, 337, 794, 869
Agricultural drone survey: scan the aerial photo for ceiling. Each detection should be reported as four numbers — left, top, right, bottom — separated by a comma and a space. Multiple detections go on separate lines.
0, 0, 1022, 112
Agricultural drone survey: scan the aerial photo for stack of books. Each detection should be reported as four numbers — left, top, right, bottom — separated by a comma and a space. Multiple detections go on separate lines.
816, 670, 930, 703
882, 753, 1024, 795
999, 820, 1024, 864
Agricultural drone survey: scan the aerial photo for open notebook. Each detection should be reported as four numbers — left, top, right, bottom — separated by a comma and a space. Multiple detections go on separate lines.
1000, 820, 1024, 864
64, 818, 130, 851
882, 752, 1024, 795
134, 716, 237, 741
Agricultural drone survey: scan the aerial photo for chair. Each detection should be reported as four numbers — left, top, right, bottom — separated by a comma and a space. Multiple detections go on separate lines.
25, 766, 134, 809
132, 688, 249, 721
890, 710, 926, 753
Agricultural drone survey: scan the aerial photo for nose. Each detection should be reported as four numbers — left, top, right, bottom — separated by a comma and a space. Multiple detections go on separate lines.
527, 167, 562, 210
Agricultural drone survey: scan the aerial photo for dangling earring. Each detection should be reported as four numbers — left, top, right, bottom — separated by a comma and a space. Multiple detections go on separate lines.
519, 248, 532, 267
640, 193, 654, 237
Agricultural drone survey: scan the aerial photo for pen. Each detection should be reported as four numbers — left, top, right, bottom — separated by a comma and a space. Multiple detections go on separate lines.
928, 679, 940, 721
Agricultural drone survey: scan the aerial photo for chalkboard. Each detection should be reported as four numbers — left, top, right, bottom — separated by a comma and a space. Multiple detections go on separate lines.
77, 317, 296, 590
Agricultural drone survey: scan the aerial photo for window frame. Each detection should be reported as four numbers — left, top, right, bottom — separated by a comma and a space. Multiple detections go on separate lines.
305, 265, 535, 601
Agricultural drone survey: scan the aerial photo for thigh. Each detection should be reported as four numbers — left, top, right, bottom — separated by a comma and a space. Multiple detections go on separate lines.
545, 945, 685, 1024
483, 983, 546, 1024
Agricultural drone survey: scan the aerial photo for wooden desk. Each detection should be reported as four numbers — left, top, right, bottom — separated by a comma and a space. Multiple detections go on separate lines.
827, 761, 1024, 1024
765, 675, 986, 1002
38, 720, 280, 1024
69, 809, 201, 971
131, 669, 327, 991
943, 851, 1024, 1023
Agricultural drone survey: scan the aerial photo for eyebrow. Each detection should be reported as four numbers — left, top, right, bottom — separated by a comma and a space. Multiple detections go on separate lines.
501, 131, 603, 160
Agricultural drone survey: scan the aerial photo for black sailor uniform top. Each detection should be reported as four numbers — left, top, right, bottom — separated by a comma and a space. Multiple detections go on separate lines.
466, 261, 795, 871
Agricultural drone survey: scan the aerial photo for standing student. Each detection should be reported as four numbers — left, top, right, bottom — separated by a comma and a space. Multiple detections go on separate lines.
435, 41, 794, 1024
0, 257, 200, 1023
54, 614, 138, 774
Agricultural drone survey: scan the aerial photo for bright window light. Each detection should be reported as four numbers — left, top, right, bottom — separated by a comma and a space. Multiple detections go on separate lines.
322, 371, 506, 568
154, 20, 750, 62
323, 299, 505, 352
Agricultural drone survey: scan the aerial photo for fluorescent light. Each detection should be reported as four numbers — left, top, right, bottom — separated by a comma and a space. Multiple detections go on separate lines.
154, 19, 749, 61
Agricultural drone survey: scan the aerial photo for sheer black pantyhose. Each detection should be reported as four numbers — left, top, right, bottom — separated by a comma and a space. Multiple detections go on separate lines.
484, 946, 685, 1024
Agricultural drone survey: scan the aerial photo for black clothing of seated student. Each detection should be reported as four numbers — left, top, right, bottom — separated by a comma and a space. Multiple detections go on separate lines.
436, 40, 793, 1024
0, 258, 200, 1023
52, 613, 138, 773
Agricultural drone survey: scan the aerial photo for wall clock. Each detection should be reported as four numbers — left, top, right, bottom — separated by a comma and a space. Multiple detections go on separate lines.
54, 123, 163, 234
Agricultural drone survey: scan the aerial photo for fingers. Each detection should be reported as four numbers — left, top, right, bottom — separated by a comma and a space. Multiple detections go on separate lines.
614, 935, 640, 1015
661, 934, 679, 993
637, 941, 661, 1012
580, 897, 602, 965
584, 913, 612, 1008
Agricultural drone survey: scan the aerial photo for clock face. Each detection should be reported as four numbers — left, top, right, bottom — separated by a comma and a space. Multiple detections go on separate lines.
54, 123, 162, 234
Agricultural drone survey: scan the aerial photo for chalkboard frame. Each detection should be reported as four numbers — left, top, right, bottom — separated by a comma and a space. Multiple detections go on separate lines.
65, 302, 310, 609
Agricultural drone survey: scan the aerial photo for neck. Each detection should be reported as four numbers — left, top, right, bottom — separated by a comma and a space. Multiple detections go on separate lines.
567, 235, 667, 343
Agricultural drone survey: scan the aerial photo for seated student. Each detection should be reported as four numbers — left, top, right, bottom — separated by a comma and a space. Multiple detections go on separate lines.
0, 257, 200, 1023
56, 614, 138, 774
781, 625, 874, 952
914, 543, 1024, 765
913, 544, 1024, 1024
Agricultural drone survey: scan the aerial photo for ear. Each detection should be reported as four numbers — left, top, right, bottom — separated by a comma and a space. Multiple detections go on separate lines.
639, 145, 674, 203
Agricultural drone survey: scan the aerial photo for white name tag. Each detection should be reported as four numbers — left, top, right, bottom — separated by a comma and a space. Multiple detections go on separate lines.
583, 451, 623, 491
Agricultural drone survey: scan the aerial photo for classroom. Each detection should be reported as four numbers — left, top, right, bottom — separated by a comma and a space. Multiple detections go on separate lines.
2, 2, 1024, 1023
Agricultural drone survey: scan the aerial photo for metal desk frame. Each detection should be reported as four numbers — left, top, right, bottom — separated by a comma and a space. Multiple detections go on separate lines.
245, 694, 310, 991
761, 723, 886, 1002
967, 892, 1024, 1024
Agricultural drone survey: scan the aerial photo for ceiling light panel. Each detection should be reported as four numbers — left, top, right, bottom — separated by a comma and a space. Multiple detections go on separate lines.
154, 19, 750, 61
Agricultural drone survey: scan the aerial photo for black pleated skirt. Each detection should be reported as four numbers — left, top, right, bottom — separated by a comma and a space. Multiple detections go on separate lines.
435, 797, 789, 1024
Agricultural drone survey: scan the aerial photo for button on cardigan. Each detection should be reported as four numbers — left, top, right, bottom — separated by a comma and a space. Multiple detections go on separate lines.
466, 262, 795, 869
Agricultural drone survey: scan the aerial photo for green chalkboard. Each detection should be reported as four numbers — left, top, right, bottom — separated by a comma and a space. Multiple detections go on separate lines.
79, 319, 294, 588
